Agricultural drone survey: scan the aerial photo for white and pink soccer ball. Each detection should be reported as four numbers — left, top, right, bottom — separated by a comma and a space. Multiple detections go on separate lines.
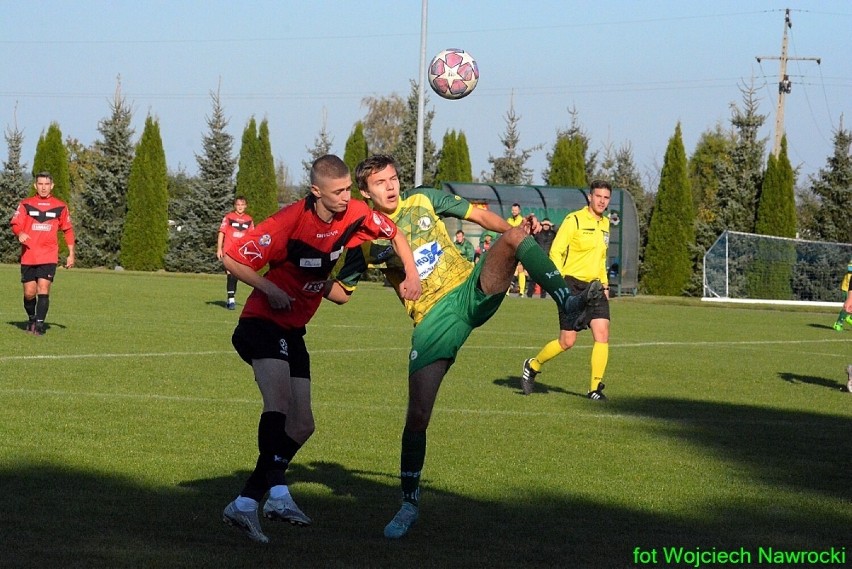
428, 48, 479, 100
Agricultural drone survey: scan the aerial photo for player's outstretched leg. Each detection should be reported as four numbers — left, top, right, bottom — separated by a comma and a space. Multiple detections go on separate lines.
223, 500, 269, 544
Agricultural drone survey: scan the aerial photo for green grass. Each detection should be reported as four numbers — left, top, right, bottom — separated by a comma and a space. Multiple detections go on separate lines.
1, 264, 850, 568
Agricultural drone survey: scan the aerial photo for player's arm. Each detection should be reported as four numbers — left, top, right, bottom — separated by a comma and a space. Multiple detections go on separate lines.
324, 281, 352, 305
216, 230, 226, 260
466, 207, 512, 234
845, 289, 852, 314
390, 230, 421, 301
223, 254, 293, 311
10, 204, 29, 243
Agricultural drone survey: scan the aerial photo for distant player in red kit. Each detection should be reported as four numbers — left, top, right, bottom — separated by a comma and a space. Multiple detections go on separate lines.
10, 171, 75, 336
217, 196, 254, 309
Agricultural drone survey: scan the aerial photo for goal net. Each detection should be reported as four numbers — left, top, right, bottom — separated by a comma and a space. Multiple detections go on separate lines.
703, 230, 852, 306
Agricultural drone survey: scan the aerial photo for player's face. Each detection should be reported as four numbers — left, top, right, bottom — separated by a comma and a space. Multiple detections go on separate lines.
362, 164, 400, 214
34, 177, 54, 198
589, 188, 611, 217
311, 175, 351, 221
511, 205, 520, 217
234, 199, 247, 214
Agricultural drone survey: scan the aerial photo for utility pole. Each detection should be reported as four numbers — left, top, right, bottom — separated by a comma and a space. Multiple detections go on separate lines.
756, 8, 820, 157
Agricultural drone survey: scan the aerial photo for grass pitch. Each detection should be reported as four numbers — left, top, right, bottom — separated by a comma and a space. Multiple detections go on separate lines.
0, 264, 849, 568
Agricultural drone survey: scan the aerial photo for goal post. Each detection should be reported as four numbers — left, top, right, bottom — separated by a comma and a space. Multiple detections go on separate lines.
703, 230, 852, 307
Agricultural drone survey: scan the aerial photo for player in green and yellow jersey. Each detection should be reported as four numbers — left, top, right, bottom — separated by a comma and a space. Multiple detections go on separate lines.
522, 180, 613, 400
326, 155, 603, 539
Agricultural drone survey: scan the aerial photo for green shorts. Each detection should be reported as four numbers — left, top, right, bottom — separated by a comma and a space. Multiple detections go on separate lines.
408, 253, 506, 375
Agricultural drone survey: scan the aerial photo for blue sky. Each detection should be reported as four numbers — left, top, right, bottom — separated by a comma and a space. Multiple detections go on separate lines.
2, 1, 850, 188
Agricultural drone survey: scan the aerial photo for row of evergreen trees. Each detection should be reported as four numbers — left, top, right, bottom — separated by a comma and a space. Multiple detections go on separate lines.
1, 82, 849, 295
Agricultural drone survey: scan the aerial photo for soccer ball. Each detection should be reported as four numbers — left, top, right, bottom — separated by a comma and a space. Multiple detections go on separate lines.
428, 49, 479, 100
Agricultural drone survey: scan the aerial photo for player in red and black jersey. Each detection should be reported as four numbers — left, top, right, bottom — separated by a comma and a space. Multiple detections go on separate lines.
219, 155, 420, 544
216, 196, 254, 310
10, 171, 75, 336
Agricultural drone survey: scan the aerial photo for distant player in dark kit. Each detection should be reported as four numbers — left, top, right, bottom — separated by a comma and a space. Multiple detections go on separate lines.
10, 171, 76, 336
217, 196, 254, 310
220, 155, 420, 544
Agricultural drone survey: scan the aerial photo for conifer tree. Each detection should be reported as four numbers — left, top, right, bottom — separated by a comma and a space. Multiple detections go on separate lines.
0, 123, 29, 263
32, 122, 73, 256
805, 121, 852, 243
755, 136, 796, 238
255, 119, 279, 220
456, 132, 473, 183
641, 123, 695, 295
75, 86, 134, 268
165, 89, 236, 273
747, 137, 797, 299
545, 136, 586, 187
344, 121, 369, 200
236, 118, 277, 222
301, 114, 334, 190
486, 97, 539, 185
713, 82, 766, 235
435, 130, 459, 187
120, 116, 169, 271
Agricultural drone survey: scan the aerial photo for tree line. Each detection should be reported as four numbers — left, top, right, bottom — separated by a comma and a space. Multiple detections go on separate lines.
1, 80, 849, 294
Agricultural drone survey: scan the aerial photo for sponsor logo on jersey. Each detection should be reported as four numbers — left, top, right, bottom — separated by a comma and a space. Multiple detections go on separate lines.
413, 241, 443, 279
303, 281, 325, 293
259, 234, 272, 246
316, 229, 339, 239
417, 216, 432, 231
239, 241, 263, 261
300, 258, 321, 268
372, 212, 394, 237
232, 231, 244, 239
31, 223, 52, 232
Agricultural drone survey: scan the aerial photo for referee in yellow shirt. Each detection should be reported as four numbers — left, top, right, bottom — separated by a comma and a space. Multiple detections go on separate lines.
522, 181, 612, 399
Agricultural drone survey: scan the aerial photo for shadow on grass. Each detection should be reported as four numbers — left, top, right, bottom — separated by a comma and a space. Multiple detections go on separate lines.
610, 397, 852, 501
494, 375, 588, 399
5, 320, 67, 333
4, 395, 850, 569
807, 322, 843, 331
778, 371, 848, 392
205, 300, 233, 309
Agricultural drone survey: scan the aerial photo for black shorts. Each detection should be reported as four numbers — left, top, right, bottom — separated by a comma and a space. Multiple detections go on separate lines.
558, 275, 610, 332
21, 264, 58, 283
231, 318, 311, 379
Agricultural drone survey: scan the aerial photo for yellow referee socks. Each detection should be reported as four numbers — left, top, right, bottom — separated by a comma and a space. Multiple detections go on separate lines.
532, 340, 566, 371
590, 341, 609, 391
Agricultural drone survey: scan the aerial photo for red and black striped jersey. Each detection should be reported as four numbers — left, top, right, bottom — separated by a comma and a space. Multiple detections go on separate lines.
225, 196, 397, 330
10, 195, 75, 265
219, 211, 254, 252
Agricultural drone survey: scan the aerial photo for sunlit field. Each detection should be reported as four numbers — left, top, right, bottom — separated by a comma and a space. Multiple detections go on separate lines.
1, 264, 849, 568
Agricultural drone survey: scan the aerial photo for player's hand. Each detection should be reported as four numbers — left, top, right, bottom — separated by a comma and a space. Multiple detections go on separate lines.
216, 250, 224, 261
265, 285, 294, 310
64, 254, 75, 269
18, 232, 30, 244
399, 273, 422, 301
523, 214, 541, 235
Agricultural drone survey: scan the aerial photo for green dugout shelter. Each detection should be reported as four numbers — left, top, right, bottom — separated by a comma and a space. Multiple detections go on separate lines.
440, 182, 639, 295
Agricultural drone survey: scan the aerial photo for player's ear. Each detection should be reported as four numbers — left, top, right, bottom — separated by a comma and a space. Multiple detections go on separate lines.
309, 184, 321, 198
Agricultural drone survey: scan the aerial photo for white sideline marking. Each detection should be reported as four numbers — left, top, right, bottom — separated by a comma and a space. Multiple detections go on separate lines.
0, 338, 847, 363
